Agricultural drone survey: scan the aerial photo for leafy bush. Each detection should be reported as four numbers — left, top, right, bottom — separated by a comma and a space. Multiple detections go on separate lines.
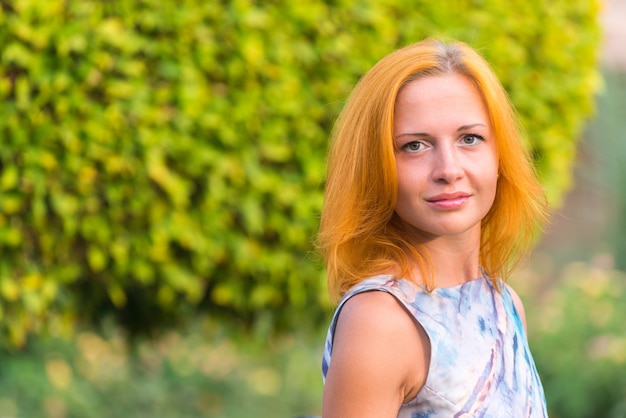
0, 0, 601, 347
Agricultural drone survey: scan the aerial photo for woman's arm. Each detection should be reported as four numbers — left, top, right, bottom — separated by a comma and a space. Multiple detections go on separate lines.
322, 291, 430, 418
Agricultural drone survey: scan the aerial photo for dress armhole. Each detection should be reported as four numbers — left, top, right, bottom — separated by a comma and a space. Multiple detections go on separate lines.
503, 284, 528, 334
329, 286, 432, 348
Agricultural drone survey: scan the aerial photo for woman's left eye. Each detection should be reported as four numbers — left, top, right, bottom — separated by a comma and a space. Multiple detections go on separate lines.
460, 134, 485, 146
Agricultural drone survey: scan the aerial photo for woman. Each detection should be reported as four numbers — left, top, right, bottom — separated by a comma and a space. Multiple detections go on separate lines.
318, 39, 549, 417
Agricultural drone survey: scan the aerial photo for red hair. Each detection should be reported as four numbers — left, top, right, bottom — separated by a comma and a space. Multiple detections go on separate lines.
317, 39, 549, 303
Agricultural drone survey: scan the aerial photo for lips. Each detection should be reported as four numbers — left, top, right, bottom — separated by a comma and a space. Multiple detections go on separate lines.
425, 192, 471, 209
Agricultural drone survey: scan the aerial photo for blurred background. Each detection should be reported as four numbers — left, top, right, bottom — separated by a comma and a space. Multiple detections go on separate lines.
0, 1, 624, 417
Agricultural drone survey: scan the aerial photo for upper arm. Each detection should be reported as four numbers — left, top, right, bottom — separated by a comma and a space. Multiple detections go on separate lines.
322, 291, 430, 418
507, 284, 528, 333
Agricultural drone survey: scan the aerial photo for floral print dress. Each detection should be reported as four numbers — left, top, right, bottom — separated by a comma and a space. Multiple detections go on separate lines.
322, 274, 548, 418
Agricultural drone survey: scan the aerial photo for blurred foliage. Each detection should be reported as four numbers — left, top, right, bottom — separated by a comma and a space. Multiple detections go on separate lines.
0, 0, 601, 347
514, 256, 626, 418
0, 319, 323, 417
2, 258, 625, 418
584, 71, 626, 270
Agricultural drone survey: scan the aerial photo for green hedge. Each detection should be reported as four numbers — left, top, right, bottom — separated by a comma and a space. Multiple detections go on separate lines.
0, 0, 601, 347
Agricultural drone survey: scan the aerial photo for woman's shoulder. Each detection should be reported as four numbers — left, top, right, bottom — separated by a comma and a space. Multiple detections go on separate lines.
334, 278, 419, 347
339, 287, 412, 331
325, 283, 430, 412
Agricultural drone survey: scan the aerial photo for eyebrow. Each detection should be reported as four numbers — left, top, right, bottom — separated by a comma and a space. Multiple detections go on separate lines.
394, 123, 488, 139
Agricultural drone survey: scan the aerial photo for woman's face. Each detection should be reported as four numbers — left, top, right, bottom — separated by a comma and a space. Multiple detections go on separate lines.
392, 73, 499, 243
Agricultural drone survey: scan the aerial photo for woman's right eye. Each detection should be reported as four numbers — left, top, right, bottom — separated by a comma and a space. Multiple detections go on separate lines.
402, 141, 424, 152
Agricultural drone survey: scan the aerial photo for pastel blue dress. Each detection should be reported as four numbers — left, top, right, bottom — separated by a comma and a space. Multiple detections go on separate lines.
322, 274, 548, 417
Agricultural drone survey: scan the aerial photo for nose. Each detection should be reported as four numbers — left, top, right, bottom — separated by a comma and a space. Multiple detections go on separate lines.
431, 144, 464, 183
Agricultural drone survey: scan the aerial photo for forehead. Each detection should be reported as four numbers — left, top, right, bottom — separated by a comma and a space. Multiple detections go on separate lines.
393, 74, 490, 130
396, 73, 484, 106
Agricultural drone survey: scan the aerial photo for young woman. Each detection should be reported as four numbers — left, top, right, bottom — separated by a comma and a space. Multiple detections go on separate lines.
318, 39, 549, 417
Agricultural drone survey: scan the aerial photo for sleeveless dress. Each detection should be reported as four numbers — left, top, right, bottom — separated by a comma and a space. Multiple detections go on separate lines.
322, 274, 548, 417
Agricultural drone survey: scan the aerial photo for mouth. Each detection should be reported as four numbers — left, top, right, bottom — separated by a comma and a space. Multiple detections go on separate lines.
425, 192, 471, 209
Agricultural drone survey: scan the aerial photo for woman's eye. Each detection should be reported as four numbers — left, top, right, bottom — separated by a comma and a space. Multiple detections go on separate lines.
461, 134, 485, 146
402, 141, 424, 152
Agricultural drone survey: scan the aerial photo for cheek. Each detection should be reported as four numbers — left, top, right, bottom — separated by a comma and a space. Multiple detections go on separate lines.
394, 164, 413, 206
485, 172, 499, 210
484, 152, 499, 196
394, 166, 430, 216
396, 163, 421, 192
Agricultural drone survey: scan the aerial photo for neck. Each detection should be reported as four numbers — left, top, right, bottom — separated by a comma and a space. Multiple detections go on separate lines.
408, 232, 482, 288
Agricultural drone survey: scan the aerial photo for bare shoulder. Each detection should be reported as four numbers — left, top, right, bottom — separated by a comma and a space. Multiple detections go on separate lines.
505, 284, 527, 332
323, 290, 430, 418
336, 290, 418, 338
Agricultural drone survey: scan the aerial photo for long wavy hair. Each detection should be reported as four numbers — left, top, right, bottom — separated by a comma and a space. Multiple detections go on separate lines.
317, 38, 549, 303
